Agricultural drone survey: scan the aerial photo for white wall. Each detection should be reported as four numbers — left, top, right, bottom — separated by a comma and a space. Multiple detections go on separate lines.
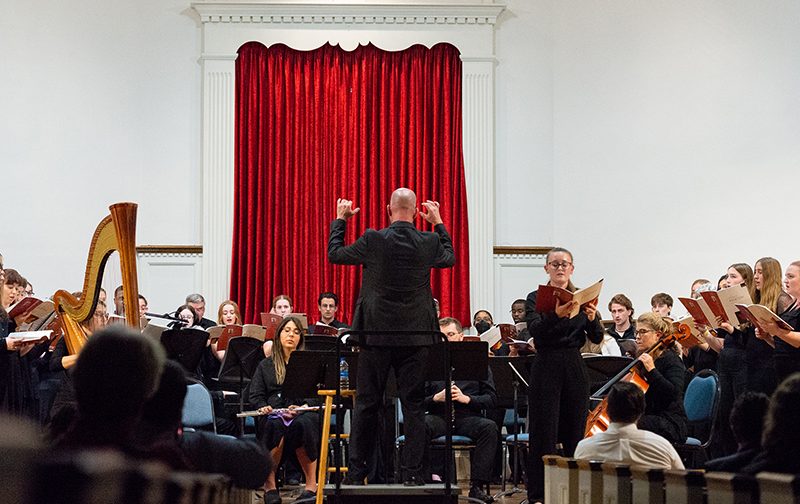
2, 0, 799, 319
0, 0, 201, 305
496, 0, 800, 316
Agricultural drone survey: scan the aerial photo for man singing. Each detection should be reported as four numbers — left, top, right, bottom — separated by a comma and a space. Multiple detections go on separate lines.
328, 187, 455, 485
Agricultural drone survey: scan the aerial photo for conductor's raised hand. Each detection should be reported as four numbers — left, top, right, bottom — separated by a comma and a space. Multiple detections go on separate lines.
336, 198, 360, 220
420, 200, 443, 226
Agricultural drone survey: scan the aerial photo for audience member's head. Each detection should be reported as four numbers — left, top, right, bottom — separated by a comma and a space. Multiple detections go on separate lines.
761, 373, 800, 463
271, 294, 293, 317
607, 381, 646, 424
66, 325, 165, 448
510, 299, 526, 323
439, 317, 464, 342
185, 293, 207, 320
141, 360, 187, 433
317, 292, 339, 323
217, 300, 242, 326
730, 392, 769, 451
650, 292, 673, 316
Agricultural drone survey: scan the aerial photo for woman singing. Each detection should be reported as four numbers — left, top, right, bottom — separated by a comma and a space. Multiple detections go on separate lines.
713, 263, 752, 455
250, 316, 319, 504
525, 247, 604, 504
746, 257, 793, 395
757, 260, 800, 383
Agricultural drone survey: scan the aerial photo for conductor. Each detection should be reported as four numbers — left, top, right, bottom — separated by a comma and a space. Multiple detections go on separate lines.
328, 187, 456, 485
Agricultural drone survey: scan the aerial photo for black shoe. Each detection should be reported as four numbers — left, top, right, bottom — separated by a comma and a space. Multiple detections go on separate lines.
264, 489, 282, 504
296, 490, 316, 501
403, 475, 425, 486
469, 485, 494, 503
341, 475, 366, 485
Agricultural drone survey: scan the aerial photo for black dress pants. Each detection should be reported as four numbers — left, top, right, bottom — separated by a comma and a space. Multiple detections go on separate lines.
348, 345, 429, 480
424, 413, 498, 484
527, 348, 588, 501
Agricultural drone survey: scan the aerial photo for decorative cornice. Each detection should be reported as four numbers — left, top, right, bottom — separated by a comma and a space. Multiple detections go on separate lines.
191, 2, 505, 26
137, 245, 203, 256
493, 246, 552, 257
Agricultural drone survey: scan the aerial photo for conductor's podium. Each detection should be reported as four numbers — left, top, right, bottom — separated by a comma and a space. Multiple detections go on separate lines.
314, 388, 460, 503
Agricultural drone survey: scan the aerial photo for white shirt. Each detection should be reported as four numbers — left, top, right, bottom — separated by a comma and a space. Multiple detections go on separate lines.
574, 422, 684, 470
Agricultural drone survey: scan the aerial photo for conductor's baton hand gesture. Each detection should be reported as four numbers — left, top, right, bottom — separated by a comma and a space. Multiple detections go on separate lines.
420, 200, 443, 226
336, 198, 360, 220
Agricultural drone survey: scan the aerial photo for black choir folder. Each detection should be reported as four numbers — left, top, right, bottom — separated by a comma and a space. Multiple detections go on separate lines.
535, 279, 603, 318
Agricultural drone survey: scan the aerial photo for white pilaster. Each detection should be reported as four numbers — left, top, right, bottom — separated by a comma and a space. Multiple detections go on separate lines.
462, 57, 496, 316
201, 55, 236, 307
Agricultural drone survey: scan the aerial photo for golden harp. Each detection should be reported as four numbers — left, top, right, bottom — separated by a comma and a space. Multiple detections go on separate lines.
52, 202, 141, 368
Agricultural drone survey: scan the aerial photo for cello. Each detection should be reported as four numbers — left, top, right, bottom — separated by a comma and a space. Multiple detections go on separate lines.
584, 321, 698, 437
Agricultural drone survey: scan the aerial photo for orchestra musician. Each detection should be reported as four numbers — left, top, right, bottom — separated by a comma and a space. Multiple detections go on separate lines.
633, 312, 688, 444
524, 247, 604, 504
250, 316, 319, 504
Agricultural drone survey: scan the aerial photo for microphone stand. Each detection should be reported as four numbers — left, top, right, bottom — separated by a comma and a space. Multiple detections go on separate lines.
494, 360, 529, 500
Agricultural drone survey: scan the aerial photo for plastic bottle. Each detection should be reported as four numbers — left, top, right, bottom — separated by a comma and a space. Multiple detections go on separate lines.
339, 356, 350, 390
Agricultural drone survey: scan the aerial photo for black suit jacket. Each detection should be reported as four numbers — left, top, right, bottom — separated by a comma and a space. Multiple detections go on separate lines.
328, 219, 455, 343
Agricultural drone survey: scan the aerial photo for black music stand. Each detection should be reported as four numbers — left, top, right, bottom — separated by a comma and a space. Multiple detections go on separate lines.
421, 340, 488, 498
160, 328, 209, 374
217, 336, 266, 431
281, 350, 359, 401
583, 355, 633, 397
303, 335, 340, 352
489, 355, 535, 499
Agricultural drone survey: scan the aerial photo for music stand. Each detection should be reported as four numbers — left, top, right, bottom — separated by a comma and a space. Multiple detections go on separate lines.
583, 355, 633, 397
217, 336, 266, 431
489, 355, 535, 499
160, 328, 209, 374
303, 335, 339, 352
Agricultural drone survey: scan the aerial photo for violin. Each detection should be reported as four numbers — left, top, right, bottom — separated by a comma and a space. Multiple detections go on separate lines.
584, 323, 697, 438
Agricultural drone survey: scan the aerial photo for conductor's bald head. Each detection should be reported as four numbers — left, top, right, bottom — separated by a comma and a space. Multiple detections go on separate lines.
388, 188, 418, 222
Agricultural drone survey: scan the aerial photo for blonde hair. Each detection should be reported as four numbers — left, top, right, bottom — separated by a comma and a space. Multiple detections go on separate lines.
752, 257, 782, 312
636, 312, 677, 356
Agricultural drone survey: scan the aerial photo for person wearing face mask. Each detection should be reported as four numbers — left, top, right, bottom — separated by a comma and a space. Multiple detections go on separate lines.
473, 310, 493, 336
524, 247, 604, 504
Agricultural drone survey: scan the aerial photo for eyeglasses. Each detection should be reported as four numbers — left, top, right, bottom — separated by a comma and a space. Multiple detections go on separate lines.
635, 328, 656, 336
547, 261, 572, 270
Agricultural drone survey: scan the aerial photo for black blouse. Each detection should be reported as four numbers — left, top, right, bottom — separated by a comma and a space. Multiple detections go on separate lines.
249, 357, 320, 409
524, 289, 605, 351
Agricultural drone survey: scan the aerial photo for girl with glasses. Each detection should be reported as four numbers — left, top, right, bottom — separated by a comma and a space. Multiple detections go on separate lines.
524, 247, 604, 504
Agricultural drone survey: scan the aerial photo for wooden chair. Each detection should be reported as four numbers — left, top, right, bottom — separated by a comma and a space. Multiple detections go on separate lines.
705, 472, 758, 504
601, 462, 632, 504
664, 469, 705, 504
756, 472, 800, 504
630, 465, 665, 504
576, 459, 604, 504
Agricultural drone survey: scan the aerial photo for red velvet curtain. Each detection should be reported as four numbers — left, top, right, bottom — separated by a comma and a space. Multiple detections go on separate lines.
232, 42, 470, 327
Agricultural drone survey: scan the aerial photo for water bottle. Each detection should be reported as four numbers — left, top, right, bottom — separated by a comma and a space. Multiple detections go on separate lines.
339, 357, 350, 390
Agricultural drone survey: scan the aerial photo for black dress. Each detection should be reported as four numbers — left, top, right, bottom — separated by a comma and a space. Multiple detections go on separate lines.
745, 292, 794, 395
773, 300, 800, 384
249, 357, 320, 461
